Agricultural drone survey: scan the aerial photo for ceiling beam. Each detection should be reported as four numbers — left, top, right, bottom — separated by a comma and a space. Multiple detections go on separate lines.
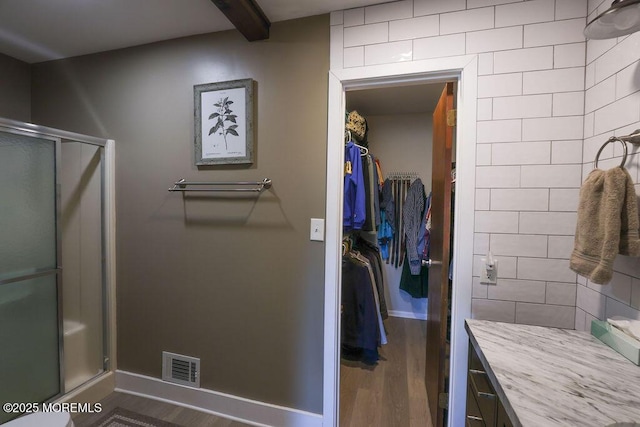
210, 0, 271, 41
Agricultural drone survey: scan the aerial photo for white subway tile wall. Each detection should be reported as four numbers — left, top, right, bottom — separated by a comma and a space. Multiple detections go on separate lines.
493, 47, 554, 74
523, 18, 585, 47
493, 94, 552, 119
555, 0, 587, 20
548, 235, 575, 258
495, 0, 555, 27
515, 302, 575, 328
546, 282, 577, 306
413, 34, 466, 60
467, 26, 523, 54
552, 91, 585, 116
588, 273, 633, 305
364, 40, 413, 65
365, 0, 412, 24
551, 140, 583, 164
389, 15, 439, 41
331, 0, 640, 329
554, 43, 586, 69
488, 279, 546, 303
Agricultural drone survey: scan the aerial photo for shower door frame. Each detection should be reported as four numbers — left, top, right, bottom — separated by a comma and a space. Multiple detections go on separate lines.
0, 117, 116, 400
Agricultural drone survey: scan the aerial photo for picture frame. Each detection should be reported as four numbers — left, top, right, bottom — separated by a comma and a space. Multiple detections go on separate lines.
194, 78, 254, 166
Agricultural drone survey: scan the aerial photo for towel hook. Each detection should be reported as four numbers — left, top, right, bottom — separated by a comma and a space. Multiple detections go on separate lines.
594, 136, 627, 169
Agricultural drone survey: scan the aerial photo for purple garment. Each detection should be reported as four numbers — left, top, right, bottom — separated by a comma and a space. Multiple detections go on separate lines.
344, 141, 366, 230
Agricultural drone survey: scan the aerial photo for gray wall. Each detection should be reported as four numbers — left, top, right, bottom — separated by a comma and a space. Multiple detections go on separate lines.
31, 15, 329, 413
0, 53, 30, 122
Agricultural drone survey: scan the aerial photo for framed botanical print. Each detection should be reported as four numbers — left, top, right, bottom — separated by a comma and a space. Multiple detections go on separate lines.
194, 78, 254, 166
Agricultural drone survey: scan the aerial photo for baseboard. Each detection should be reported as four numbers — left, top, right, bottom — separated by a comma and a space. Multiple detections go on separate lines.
57, 371, 115, 412
115, 370, 322, 427
388, 310, 427, 321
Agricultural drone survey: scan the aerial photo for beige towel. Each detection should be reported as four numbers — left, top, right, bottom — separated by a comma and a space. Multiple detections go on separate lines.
570, 167, 640, 284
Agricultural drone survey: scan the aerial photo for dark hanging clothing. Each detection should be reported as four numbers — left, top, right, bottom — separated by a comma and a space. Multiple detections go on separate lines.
359, 244, 388, 320
399, 253, 429, 298
403, 178, 425, 275
341, 258, 380, 363
380, 178, 395, 230
362, 155, 374, 231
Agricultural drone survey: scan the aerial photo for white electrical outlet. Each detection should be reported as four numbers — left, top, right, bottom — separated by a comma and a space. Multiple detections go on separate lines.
480, 257, 498, 285
310, 218, 324, 241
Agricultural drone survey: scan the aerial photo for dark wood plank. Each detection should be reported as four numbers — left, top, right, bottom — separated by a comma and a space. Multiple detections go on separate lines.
406, 319, 432, 427
210, 0, 270, 41
381, 317, 409, 427
340, 317, 432, 427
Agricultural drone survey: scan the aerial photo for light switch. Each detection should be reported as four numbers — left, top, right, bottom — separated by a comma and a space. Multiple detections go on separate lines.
310, 218, 324, 241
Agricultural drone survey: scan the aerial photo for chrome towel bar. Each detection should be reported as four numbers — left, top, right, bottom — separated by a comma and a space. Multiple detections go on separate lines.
168, 178, 272, 193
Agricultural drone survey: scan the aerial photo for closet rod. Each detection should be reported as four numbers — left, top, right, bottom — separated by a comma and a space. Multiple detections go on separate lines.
168, 178, 272, 193
387, 172, 418, 179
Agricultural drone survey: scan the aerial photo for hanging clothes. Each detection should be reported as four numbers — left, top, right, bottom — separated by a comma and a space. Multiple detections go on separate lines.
344, 141, 366, 231
403, 178, 425, 275
380, 178, 395, 229
354, 236, 388, 320
400, 184, 430, 299
362, 155, 376, 232
372, 156, 381, 229
352, 250, 387, 345
399, 253, 430, 298
341, 244, 388, 365
377, 178, 394, 261
341, 256, 380, 363
418, 192, 432, 264
377, 210, 393, 261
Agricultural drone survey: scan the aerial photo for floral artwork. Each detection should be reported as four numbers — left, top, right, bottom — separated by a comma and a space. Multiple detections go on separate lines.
209, 97, 239, 151
194, 79, 253, 165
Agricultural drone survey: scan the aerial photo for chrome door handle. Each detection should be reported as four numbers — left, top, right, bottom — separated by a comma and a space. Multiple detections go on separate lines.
423, 259, 442, 267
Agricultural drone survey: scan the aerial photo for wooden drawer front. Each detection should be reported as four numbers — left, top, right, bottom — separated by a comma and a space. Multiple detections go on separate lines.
466, 384, 485, 427
496, 399, 514, 427
469, 342, 485, 371
468, 347, 497, 425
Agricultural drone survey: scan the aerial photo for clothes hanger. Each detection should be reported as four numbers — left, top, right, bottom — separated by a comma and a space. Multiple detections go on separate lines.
345, 130, 369, 156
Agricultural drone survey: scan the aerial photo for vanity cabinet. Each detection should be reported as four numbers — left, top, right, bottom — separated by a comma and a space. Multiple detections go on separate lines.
466, 342, 513, 427
465, 319, 640, 426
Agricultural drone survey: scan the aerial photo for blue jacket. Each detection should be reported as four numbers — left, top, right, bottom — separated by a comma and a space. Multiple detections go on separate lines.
344, 141, 366, 230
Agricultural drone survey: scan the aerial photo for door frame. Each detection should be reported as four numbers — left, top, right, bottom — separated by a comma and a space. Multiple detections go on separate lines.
323, 56, 478, 427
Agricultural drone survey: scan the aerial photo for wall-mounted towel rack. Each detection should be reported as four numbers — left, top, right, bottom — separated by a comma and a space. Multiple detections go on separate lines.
594, 129, 640, 168
168, 178, 272, 193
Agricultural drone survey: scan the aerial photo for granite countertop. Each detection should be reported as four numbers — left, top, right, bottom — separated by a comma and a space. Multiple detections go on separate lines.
465, 319, 640, 427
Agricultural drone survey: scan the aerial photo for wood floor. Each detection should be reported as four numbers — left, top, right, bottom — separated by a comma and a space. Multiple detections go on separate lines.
73, 392, 252, 427
340, 316, 433, 427
74, 318, 430, 427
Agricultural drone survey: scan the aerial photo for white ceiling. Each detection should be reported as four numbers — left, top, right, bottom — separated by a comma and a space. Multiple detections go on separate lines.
0, 0, 386, 64
347, 84, 447, 115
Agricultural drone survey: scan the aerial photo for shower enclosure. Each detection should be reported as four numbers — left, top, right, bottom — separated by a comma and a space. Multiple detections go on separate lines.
0, 118, 114, 424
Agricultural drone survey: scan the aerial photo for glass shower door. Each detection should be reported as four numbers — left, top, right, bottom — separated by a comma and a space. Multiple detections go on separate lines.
0, 130, 61, 423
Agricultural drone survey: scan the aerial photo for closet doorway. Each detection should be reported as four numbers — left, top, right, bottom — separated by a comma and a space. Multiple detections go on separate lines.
338, 80, 455, 427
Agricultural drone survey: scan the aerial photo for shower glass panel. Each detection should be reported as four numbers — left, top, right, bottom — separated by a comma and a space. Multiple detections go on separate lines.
0, 132, 57, 281
0, 276, 60, 424
0, 130, 60, 424
60, 141, 105, 391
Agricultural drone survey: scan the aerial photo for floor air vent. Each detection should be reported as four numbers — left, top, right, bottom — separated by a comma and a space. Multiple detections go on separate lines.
162, 351, 200, 388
